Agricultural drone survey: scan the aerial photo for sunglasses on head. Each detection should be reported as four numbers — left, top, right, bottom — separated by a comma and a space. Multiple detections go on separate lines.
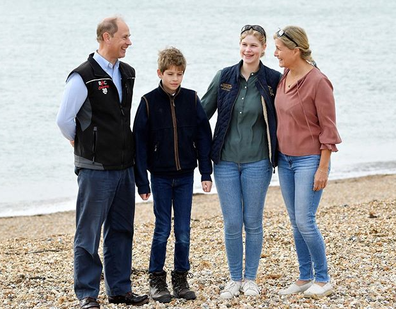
276, 28, 299, 47
240, 25, 266, 39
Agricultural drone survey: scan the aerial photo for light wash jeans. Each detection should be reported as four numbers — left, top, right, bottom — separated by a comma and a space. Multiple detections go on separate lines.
214, 159, 272, 281
277, 152, 330, 282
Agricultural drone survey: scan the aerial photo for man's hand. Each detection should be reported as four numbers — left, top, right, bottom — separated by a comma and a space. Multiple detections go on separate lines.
139, 193, 151, 200
201, 181, 212, 193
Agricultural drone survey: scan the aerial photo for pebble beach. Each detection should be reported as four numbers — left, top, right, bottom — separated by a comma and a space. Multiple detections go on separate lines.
1, 174, 395, 309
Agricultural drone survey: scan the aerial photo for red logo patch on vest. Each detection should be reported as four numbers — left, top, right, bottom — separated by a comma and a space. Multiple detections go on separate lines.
98, 80, 110, 94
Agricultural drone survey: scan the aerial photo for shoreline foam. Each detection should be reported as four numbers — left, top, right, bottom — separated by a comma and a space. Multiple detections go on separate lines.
1, 171, 396, 218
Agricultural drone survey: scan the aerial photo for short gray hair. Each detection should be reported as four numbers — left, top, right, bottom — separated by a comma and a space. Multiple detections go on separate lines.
96, 16, 122, 42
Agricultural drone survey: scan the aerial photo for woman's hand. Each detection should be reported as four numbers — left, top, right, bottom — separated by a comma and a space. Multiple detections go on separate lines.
313, 168, 328, 191
313, 149, 331, 191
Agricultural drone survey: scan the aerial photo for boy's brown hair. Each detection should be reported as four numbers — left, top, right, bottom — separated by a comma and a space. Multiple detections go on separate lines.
157, 47, 187, 73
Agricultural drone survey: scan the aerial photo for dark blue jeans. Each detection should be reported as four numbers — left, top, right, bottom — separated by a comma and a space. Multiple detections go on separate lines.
149, 173, 194, 273
74, 167, 135, 300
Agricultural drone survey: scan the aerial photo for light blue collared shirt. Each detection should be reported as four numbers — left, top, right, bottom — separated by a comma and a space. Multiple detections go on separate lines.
56, 52, 122, 141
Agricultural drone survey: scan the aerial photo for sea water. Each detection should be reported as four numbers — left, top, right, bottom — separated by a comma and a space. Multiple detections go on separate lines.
0, 0, 395, 216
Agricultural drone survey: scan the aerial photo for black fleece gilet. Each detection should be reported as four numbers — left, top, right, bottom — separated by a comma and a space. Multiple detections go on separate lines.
71, 53, 136, 170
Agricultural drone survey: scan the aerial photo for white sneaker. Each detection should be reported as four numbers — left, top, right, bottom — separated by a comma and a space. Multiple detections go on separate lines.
303, 282, 333, 298
241, 280, 260, 296
220, 280, 242, 299
279, 281, 313, 295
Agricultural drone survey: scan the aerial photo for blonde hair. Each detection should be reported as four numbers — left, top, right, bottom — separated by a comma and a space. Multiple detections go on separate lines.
240, 29, 267, 57
274, 26, 317, 66
157, 47, 187, 73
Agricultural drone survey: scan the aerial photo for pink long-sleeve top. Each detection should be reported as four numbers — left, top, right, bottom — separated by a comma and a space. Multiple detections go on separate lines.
275, 67, 342, 156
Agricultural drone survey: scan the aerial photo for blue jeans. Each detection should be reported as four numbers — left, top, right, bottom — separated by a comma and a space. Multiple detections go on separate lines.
74, 167, 135, 300
149, 173, 194, 273
277, 152, 330, 282
214, 160, 272, 281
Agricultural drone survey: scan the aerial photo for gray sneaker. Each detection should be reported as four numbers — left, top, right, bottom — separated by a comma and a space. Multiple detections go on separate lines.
220, 280, 242, 299
241, 280, 260, 296
149, 271, 172, 303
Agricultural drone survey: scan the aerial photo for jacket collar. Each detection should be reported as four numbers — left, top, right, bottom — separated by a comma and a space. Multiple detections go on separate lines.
236, 60, 265, 73
87, 52, 126, 79
158, 81, 181, 99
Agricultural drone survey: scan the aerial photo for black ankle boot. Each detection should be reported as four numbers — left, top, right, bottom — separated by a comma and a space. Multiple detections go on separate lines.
149, 271, 171, 303
171, 270, 196, 300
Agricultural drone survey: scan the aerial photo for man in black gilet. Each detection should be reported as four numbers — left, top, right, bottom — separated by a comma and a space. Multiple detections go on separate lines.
56, 16, 148, 308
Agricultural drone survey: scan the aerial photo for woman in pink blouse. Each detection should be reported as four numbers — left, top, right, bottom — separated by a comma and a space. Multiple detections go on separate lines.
273, 26, 341, 298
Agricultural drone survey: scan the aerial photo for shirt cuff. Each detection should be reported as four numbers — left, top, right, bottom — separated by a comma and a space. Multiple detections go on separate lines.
137, 184, 151, 195
320, 143, 339, 152
201, 174, 212, 182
